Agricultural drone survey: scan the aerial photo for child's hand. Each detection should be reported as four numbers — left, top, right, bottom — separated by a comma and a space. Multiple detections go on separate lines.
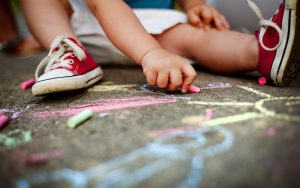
186, 4, 230, 31
141, 48, 196, 93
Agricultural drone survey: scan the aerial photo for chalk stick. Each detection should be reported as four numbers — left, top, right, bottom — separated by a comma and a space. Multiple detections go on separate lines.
0, 113, 10, 130
188, 85, 201, 93
258, 77, 267, 86
67, 109, 93, 129
20, 79, 36, 90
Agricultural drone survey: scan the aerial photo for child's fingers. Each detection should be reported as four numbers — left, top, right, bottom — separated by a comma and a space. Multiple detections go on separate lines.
145, 70, 158, 86
201, 9, 213, 28
213, 14, 225, 31
167, 70, 183, 91
157, 71, 169, 89
220, 15, 230, 29
181, 65, 197, 93
187, 9, 203, 27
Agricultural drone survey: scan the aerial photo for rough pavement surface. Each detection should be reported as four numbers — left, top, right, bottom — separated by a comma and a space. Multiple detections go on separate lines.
0, 52, 299, 188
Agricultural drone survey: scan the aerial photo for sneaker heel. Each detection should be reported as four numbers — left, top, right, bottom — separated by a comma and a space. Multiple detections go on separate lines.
283, 0, 300, 85
286, 0, 298, 9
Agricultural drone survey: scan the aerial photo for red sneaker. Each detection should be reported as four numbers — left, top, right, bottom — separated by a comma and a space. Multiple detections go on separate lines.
247, 0, 300, 85
32, 36, 103, 96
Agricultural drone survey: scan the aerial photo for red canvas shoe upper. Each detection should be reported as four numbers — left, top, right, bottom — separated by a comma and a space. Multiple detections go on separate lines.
35, 36, 99, 82
255, 2, 285, 80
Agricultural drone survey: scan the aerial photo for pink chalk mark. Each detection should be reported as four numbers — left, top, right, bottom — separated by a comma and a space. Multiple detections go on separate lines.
33, 97, 177, 118
150, 126, 202, 137
26, 150, 63, 165
0, 113, 10, 130
266, 128, 276, 137
20, 79, 36, 90
205, 108, 214, 120
11, 149, 63, 164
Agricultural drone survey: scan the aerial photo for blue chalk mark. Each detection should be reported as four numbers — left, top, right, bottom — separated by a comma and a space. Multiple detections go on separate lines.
16, 126, 234, 188
177, 155, 204, 188
16, 169, 87, 188
98, 159, 172, 188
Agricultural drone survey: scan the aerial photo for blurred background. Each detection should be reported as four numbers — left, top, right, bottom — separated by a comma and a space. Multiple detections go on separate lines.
0, 0, 42, 55
208, 0, 282, 32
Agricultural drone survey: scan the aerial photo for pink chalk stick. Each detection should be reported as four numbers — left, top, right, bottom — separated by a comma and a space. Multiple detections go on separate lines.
0, 114, 10, 129
258, 77, 267, 86
188, 85, 201, 93
20, 79, 36, 90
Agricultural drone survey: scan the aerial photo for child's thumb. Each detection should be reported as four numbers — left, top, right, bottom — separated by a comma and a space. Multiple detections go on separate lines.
181, 65, 197, 93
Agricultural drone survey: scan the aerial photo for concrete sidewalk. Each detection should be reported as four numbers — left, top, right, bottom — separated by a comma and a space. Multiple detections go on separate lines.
0, 52, 299, 188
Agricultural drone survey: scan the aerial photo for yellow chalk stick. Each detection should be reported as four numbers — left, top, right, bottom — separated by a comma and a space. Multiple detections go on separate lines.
67, 109, 93, 129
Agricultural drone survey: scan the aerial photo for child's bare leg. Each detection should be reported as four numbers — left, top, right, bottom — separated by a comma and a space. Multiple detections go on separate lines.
154, 24, 258, 73
0, 0, 18, 43
20, 0, 76, 49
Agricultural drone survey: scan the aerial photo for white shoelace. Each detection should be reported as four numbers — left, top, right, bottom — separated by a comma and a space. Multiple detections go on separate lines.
246, 0, 283, 51
35, 36, 86, 79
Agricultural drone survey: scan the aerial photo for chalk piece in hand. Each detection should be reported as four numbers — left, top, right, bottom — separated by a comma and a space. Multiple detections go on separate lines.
67, 109, 93, 129
20, 79, 36, 90
188, 85, 201, 93
0, 113, 10, 130
258, 77, 267, 86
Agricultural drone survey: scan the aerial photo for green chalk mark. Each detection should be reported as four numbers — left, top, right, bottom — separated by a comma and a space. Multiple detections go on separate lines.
68, 109, 93, 129
0, 129, 32, 150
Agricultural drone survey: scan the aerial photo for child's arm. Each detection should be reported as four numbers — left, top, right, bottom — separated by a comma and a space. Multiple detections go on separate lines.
86, 0, 196, 93
179, 0, 229, 31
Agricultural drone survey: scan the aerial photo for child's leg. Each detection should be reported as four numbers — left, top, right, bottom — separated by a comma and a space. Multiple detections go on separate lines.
0, 0, 18, 43
154, 24, 258, 73
20, 0, 76, 49
21, 0, 103, 96
156, 0, 300, 86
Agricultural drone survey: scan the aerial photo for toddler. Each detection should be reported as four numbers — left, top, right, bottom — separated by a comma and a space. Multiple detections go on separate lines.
20, 0, 300, 96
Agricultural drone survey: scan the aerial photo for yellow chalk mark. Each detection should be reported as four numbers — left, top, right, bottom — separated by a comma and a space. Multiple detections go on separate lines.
273, 114, 300, 122
88, 84, 136, 92
184, 85, 300, 127
205, 112, 262, 126
255, 99, 276, 116
255, 96, 300, 122
181, 115, 206, 125
188, 101, 253, 106
237, 85, 273, 98
286, 101, 300, 106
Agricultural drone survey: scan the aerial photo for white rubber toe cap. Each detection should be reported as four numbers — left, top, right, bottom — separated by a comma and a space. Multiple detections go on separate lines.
37, 69, 74, 82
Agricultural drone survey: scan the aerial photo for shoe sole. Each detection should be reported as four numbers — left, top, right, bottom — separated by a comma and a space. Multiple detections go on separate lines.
32, 67, 103, 96
272, 0, 300, 85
